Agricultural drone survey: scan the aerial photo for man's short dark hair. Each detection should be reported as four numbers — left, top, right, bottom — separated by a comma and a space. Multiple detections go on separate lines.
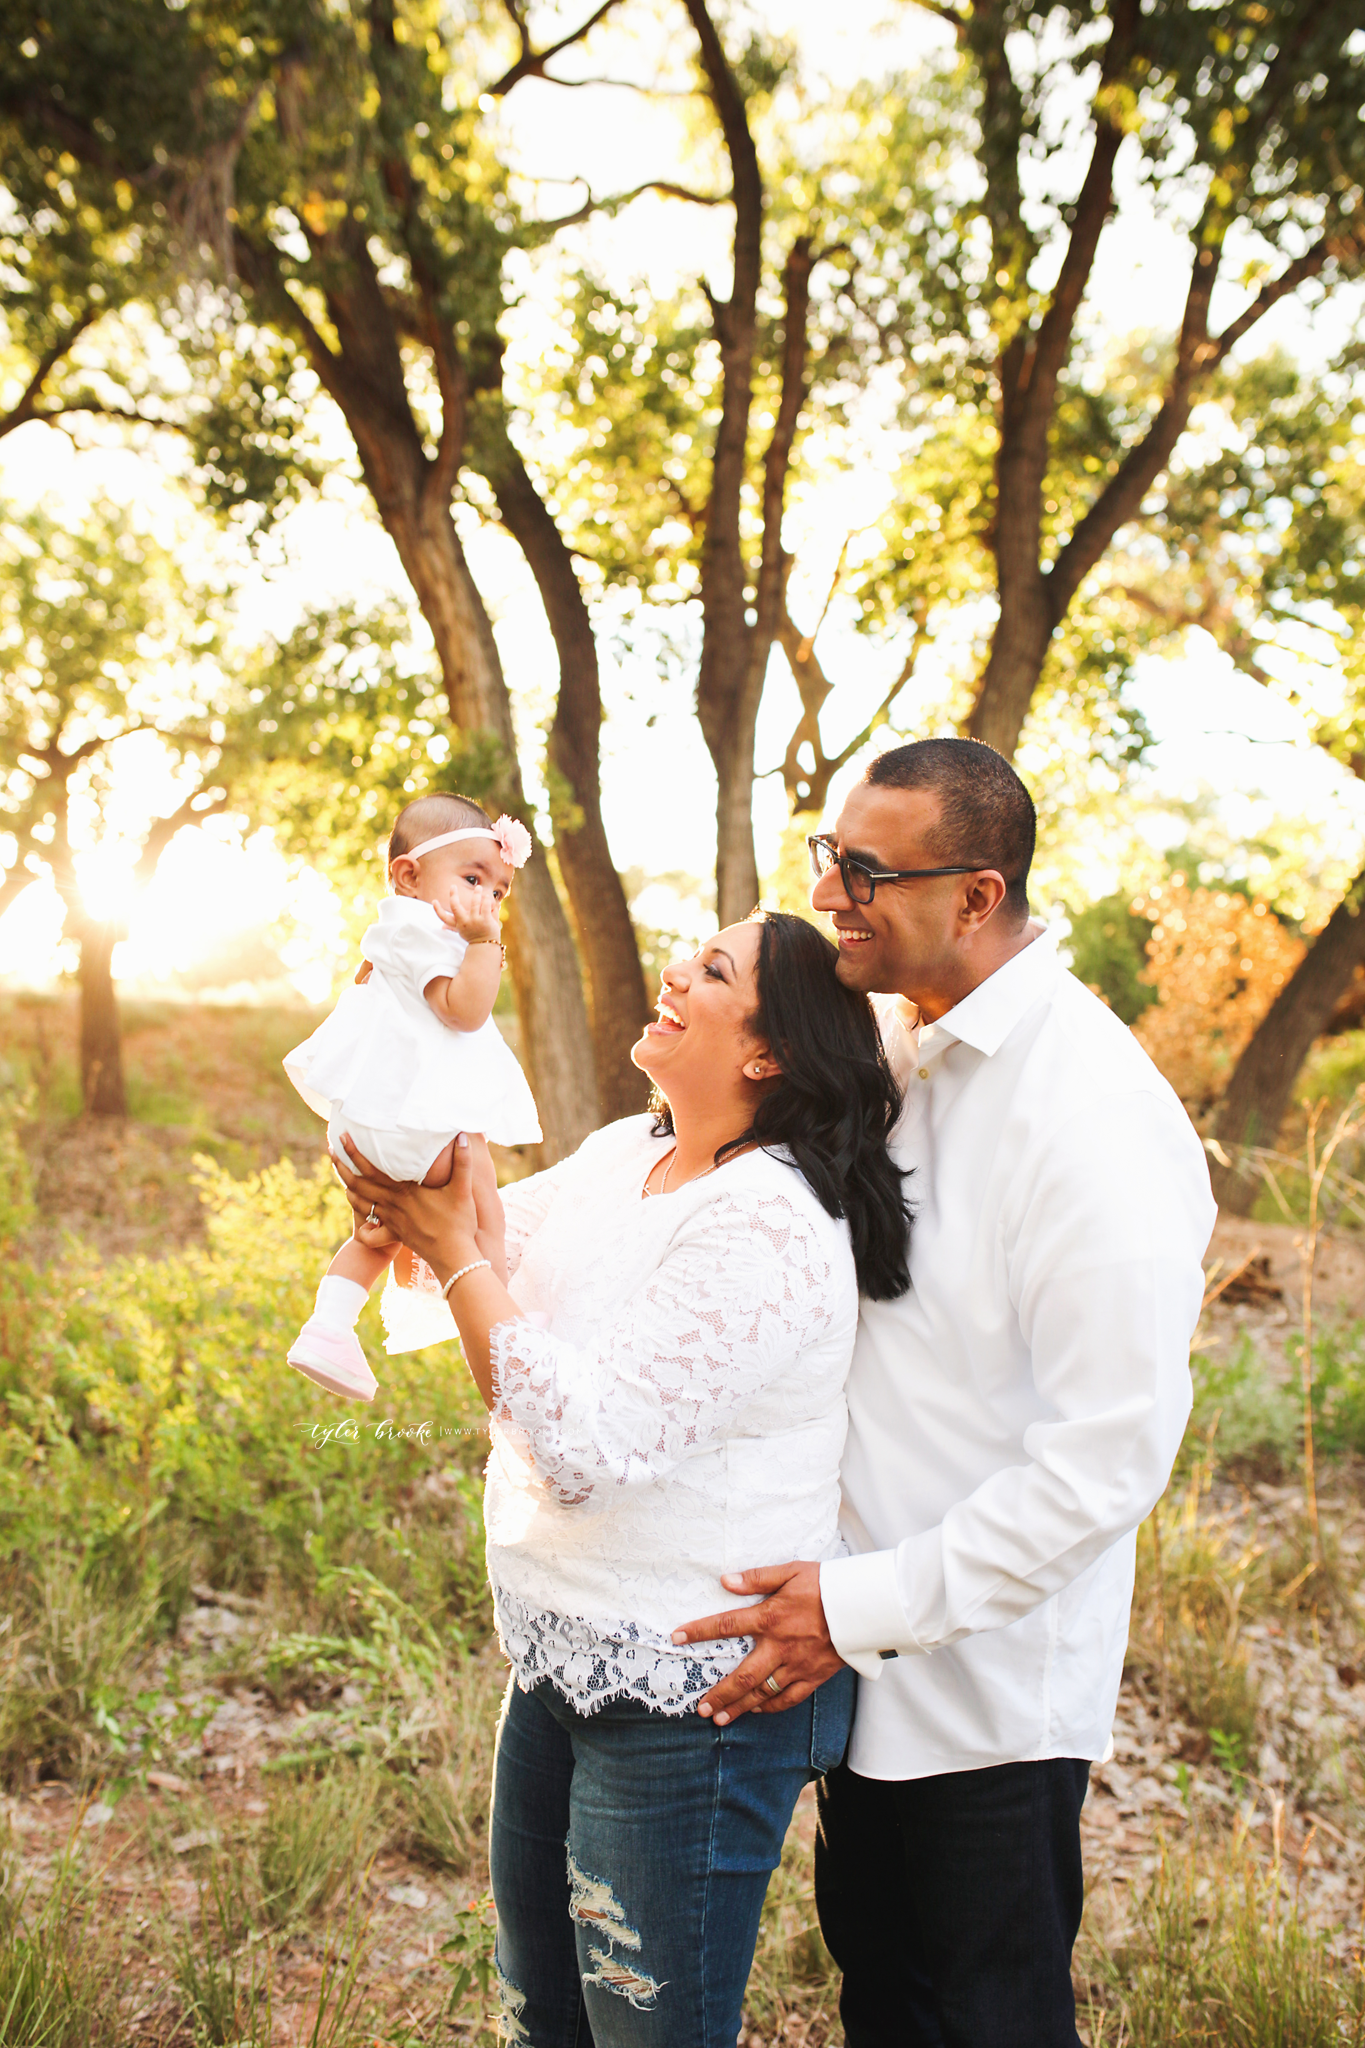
389, 792, 493, 866
865, 737, 1036, 924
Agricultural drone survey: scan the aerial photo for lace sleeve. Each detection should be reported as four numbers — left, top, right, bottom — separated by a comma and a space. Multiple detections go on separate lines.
499, 1158, 575, 1280
490, 1188, 841, 1511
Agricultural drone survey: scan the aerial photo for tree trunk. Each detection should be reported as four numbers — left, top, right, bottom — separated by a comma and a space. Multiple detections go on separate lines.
685, 0, 765, 929
966, 582, 1056, 760
1211, 865, 1365, 1214
478, 431, 650, 1119
714, 735, 764, 925
231, 229, 601, 1162
75, 916, 127, 1117
387, 492, 602, 1160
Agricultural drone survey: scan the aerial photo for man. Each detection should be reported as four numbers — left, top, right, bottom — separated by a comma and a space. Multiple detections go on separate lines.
674, 737, 1215, 2047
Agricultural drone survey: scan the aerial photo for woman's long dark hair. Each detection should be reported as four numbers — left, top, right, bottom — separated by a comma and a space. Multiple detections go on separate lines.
651, 911, 912, 1300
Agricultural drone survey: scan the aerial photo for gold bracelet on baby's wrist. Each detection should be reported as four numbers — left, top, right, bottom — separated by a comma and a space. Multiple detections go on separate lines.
465, 938, 507, 966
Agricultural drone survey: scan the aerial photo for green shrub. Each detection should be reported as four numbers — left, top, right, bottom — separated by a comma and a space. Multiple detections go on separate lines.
1188, 1335, 1301, 1478
1297, 1029, 1365, 1112
0, 1064, 34, 1244
1061, 894, 1157, 1025
1302, 1319, 1365, 1459
0, 1155, 492, 1783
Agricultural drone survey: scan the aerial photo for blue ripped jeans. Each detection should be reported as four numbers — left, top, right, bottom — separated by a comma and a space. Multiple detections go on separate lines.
489, 1669, 855, 2047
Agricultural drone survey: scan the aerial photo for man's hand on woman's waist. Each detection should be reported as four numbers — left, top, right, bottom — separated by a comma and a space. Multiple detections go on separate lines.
673, 1560, 845, 1724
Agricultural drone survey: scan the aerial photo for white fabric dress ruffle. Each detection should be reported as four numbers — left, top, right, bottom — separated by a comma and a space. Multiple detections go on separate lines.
481, 1115, 859, 1715
283, 896, 542, 1154
284, 895, 541, 1358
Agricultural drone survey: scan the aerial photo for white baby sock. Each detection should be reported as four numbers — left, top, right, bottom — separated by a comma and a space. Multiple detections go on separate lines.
313, 1275, 369, 1332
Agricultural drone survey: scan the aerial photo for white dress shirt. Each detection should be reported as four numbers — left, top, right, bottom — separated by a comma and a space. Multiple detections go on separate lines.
819, 929, 1215, 1781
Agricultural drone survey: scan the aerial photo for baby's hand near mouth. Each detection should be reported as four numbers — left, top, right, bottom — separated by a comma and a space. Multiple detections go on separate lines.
440, 880, 503, 946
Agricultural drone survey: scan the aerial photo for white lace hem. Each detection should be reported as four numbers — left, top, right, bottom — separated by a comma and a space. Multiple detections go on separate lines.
492, 1583, 752, 1716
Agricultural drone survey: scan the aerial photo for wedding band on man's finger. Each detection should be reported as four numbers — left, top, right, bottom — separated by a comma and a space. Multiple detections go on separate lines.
762, 1672, 784, 1698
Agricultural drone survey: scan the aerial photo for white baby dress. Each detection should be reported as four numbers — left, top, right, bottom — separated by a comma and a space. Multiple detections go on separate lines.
284, 896, 542, 1354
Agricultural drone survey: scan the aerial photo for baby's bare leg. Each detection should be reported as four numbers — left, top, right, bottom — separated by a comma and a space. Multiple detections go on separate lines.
328, 1235, 399, 1291
422, 1139, 458, 1188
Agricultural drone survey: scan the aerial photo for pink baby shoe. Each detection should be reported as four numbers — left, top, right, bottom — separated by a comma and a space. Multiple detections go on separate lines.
286, 1322, 378, 1404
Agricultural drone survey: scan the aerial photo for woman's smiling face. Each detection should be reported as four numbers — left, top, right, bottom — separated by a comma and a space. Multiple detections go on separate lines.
631, 922, 770, 1102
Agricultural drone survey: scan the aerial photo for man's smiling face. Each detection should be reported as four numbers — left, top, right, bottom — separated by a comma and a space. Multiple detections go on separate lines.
811, 781, 968, 1000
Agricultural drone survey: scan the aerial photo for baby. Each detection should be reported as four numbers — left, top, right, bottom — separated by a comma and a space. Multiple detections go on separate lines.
282, 792, 542, 1402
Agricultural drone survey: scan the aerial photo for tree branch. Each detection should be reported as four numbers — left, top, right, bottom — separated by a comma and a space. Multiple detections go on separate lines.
488, 0, 625, 96
422, 313, 468, 517
533, 177, 729, 231
754, 239, 815, 648
5, 396, 181, 444
232, 227, 348, 412
1210, 218, 1365, 367
775, 600, 921, 809
906, 0, 968, 32
0, 863, 38, 923
133, 786, 228, 887
1049, 216, 1356, 619
0, 311, 101, 441
1007, 120, 1122, 425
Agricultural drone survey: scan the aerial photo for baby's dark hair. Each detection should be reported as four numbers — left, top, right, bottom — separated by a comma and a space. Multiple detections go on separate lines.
388, 793, 494, 868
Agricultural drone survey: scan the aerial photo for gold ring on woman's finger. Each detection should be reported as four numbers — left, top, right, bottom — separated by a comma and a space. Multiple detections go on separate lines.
762, 1672, 783, 1697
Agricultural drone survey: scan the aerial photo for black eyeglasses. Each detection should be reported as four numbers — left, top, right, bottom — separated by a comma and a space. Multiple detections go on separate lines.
807, 835, 985, 905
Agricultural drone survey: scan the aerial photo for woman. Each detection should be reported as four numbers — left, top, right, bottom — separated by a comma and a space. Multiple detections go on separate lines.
336, 911, 909, 2047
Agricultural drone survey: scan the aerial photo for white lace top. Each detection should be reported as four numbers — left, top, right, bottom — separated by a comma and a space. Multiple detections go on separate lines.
485, 1115, 859, 1715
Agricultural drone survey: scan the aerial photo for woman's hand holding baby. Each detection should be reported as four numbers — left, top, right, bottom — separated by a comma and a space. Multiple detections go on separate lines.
335, 1133, 480, 1275
333, 1131, 522, 1410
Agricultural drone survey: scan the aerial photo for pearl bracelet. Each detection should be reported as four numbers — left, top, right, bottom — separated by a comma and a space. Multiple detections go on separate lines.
442, 1259, 491, 1300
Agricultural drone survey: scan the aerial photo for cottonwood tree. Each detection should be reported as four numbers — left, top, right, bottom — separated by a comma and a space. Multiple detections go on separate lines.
908, 0, 1365, 760
1, 0, 654, 1150
541, 27, 947, 922
0, 505, 231, 1115
536, 0, 1363, 923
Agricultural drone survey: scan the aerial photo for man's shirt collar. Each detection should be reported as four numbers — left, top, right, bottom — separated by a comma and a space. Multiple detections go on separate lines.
920, 926, 1060, 1058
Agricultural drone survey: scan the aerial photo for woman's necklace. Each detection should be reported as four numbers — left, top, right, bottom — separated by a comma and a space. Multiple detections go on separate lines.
641, 1143, 747, 1200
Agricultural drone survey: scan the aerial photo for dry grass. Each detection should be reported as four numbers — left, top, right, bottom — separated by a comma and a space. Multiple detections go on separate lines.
5, 995, 1365, 2042
2, 992, 325, 1266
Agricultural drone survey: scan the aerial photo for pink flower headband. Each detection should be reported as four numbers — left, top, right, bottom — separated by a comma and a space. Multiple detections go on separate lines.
401, 816, 534, 869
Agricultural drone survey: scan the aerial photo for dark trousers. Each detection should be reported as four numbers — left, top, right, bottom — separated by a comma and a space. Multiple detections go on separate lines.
814, 1756, 1090, 2048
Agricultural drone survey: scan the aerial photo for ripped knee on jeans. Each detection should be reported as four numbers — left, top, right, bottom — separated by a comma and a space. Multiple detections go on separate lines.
495, 1953, 531, 2044
567, 1850, 664, 2010
583, 1945, 663, 2010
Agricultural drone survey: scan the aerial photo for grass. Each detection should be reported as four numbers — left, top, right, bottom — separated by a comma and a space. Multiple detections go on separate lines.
0, 992, 325, 1144
743, 1807, 840, 2038
255, 1765, 384, 1930
0, 1559, 162, 1788
1130, 1460, 1267, 1748
1082, 1834, 1365, 2045
4, 1005, 1365, 2043
0, 1847, 124, 2047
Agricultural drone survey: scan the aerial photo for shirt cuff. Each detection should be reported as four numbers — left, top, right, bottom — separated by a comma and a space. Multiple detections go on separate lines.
820, 1551, 923, 1678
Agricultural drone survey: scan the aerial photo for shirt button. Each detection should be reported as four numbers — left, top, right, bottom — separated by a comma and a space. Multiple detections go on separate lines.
918, 1066, 930, 1080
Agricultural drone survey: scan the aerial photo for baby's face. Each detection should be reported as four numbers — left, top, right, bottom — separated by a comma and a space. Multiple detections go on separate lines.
397, 839, 514, 905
